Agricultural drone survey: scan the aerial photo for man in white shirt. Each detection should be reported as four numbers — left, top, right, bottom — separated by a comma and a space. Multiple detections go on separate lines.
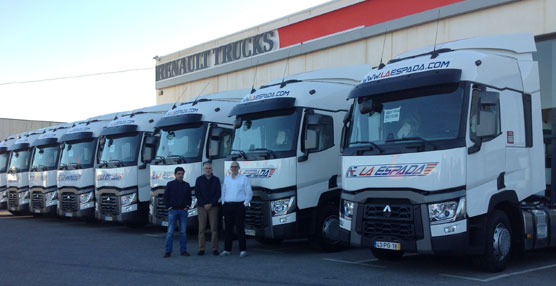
220, 161, 253, 257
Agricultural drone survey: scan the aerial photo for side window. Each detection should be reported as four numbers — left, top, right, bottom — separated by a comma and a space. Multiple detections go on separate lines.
302, 114, 334, 153
469, 87, 501, 141
208, 127, 233, 159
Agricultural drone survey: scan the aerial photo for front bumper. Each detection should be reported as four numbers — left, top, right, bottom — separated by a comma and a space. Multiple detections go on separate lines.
244, 191, 299, 240
57, 188, 95, 219
30, 188, 58, 216
341, 189, 471, 256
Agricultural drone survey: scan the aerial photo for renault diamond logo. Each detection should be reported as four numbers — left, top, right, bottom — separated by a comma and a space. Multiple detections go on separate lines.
66, 195, 71, 199
107, 197, 110, 201
383, 205, 391, 213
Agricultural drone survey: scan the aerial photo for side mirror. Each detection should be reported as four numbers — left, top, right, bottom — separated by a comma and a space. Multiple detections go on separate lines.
305, 129, 318, 150
476, 110, 497, 137
233, 117, 242, 129
144, 135, 157, 147
306, 114, 321, 125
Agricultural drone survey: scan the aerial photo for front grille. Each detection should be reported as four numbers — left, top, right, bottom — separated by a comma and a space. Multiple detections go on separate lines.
245, 198, 265, 228
60, 192, 78, 212
32, 192, 44, 209
8, 191, 18, 207
155, 194, 167, 218
360, 201, 417, 239
100, 194, 119, 216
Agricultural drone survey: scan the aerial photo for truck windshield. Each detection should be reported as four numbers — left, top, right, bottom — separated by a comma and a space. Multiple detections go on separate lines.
100, 133, 142, 166
31, 146, 59, 171
0, 153, 8, 173
59, 140, 96, 169
9, 150, 31, 172
348, 83, 466, 154
231, 108, 301, 159
156, 124, 206, 163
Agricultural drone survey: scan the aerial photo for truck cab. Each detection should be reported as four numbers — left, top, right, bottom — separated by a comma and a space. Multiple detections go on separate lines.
340, 33, 553, 271
225, 65, 370, 250
29, 124, 71, 215
95, 104, 172, 226
149, 90, 247, 228
6, 129, 46, 215
57, 113, 120, 219
0, 136, 16, 209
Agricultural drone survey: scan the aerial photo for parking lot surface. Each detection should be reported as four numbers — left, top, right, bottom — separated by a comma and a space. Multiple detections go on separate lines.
1, 210, 555, 285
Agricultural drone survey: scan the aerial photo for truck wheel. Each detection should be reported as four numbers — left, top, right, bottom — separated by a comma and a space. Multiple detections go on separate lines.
476, 210, 512, 272
255, 237, 283, 245
312, 205, 342, 252
370, 248, 404, 261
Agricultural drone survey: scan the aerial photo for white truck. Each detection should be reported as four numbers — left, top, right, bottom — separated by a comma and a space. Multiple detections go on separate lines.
29, 124, 71, 216
339, 33, 556, 271
57, 113, 120, 220
225, 65, 370, 250
6, 129, 46, 215
149, 90, 247, 228
0, 135, 16, 209
95, 104, 172, 226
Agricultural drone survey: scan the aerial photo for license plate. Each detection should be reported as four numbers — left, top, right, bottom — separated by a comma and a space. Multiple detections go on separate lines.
105, 217, 113, 221
34, 209, 40, 214
245, 229, 255, 236
65, 212, 73, 217
161, 221, 168, 227
374, 241, 401, 251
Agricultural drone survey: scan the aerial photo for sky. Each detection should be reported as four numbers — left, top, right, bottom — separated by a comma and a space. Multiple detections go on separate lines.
0, 0, 329, 123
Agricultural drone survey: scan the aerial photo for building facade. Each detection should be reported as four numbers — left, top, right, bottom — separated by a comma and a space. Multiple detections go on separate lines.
0, 118, 62, 140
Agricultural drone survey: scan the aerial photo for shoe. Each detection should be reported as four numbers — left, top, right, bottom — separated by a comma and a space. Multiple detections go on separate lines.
213, 250, 219, 256
220, 250, 231, 256
197, 250, 205, 256
163, 252, 171, 258
239, 251, 247, 257
181, 251, 190, 256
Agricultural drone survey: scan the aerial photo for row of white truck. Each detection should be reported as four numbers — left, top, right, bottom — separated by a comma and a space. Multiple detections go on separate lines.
1, 33, 555, 272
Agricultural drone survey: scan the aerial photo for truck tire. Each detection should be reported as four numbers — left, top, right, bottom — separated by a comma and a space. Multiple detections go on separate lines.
476, 210, 512, 272
312, 205, 342, 252
370, 247, 404, 261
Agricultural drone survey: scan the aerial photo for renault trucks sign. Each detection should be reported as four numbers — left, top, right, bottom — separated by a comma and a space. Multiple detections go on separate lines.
156, 31, 277, 81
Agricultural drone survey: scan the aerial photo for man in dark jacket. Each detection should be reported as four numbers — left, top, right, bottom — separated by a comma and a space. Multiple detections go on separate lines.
163, 167, 192, 257
195, 162, 221, 256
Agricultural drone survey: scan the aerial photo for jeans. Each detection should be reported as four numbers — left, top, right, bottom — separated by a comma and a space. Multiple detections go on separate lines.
165, 209, 188, 253
223, 202, 246, 252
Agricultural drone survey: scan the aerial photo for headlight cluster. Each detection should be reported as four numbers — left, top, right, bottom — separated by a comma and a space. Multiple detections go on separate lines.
271, 196, 296, 216
191, 196, 197, 208
45, 191, 57, 201
341, 200, 355, 220
80, 192, 93, 204
428, 197, 466, 225
120, 193, 137, 206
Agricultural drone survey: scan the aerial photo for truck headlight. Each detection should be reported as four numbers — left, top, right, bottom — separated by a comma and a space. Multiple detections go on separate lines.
191, 196, 197, 208
120, 193, 137, 206
45, 191, 57, 202
80, 192, 93, 204
341, 200, 355, 220
428, 197, 466, 225
271, 196, 296, 216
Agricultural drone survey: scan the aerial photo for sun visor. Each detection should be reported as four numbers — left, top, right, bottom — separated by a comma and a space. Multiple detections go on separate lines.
229, 97, 296, 117
100, 125, 138, 136
156, 113, 202, 128
60, 131, 94, 143
348, 69, 461, 99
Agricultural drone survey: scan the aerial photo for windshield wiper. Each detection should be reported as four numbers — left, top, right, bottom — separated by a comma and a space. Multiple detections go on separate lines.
68, 163, 81, 170
166, 155, 186, 163
59, 163, 68, 170
153, 156, 166, 164
251, 148, 277, 159
231, 149, 247, 160
386, 137, 438, 150
109, 160, 124, 167
349, 141, 384, 154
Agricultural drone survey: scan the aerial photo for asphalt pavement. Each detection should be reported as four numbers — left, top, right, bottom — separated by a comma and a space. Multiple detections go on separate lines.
1, 210, 555, 285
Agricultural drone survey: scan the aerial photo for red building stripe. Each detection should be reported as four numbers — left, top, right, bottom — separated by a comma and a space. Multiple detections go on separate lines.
277, 0, 464, 48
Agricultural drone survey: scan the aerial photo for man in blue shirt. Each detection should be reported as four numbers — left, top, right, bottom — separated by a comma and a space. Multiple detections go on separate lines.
163, 167, 192, 257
